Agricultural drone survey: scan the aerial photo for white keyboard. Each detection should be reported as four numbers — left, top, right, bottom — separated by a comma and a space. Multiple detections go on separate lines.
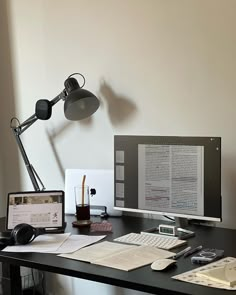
114, 232, 187, 250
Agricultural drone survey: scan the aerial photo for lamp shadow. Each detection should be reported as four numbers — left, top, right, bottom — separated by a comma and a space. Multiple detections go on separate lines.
46, 110, 98, 184
99, 80, 138, 126
46, 122, 72, 183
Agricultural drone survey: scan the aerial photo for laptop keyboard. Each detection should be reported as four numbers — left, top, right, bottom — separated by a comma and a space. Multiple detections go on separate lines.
114, 232, 187, 250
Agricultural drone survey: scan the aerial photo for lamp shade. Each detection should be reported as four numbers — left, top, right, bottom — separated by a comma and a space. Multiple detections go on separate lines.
64, 77, 100, 121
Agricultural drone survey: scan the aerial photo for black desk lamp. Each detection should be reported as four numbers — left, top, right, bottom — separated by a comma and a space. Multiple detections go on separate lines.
10, 73, 100, 191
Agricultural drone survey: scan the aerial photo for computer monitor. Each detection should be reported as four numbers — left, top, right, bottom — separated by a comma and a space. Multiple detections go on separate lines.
114, 135, 221, 226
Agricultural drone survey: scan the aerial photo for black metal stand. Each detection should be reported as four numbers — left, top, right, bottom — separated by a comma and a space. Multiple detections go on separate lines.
2, 263, 21, 295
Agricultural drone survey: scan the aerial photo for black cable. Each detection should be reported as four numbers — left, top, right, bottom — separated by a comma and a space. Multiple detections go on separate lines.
41, 271, 45, 295
163, 215, 175, 222
31, 268, 36, 295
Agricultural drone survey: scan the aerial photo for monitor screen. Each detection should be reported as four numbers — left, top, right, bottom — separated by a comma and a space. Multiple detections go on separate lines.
114, 135, 221, 222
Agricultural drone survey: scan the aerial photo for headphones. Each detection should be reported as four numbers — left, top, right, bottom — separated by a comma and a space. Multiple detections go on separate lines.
0, 223, 46, 246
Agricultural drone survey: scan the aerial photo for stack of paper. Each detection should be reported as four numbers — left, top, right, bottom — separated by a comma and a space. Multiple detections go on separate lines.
3, 233, 70, 253
172, 257, 236, 291
59, 241, 175, 271
3, 234, 106, 254
196, 261, 236, 287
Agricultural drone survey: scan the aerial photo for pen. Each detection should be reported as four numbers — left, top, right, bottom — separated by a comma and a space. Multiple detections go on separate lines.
172, 246, 191, 259
184, 245, 203, 257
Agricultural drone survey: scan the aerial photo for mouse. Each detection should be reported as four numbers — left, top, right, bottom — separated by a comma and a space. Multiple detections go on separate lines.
151, 259, 176, 271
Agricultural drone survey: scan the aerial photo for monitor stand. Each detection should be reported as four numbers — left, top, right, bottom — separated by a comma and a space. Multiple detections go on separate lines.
175, 217, 195, 239
175, 217, 188, 228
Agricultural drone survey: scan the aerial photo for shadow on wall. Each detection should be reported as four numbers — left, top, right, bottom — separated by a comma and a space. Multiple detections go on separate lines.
99, 80, 138, 126
46, 117, 96, 184
0, 0, 21, 216
221, 155, 236, 229
46, 80, 138, 180
46, 122, 73, 183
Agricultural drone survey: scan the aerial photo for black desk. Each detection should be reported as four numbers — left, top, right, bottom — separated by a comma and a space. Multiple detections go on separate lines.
1, 215, 236, 295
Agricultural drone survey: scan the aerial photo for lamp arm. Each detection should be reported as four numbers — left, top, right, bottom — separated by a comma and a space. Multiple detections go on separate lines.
16, 91, 66, 136
50, 90, 66, 106
11, 91, 65, 191
12, 128, 43, 191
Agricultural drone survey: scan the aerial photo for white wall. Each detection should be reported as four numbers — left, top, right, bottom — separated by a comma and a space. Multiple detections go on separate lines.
3, 0, 236, 294
0, 0, 20, 217
7, 0, 236, 228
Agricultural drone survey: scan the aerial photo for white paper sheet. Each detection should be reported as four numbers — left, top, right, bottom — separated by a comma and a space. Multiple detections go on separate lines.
93, 244, 175, 271
138, 144, 204, 216
52, 234, 106, 254
173, 257, 236, 290
2, 234, 105, 254
3, 233, 71, 253
59, 241, 175, 271
59, 240, 135, 262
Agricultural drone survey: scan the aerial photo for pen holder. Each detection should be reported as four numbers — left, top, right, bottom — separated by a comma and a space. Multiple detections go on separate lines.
74, 185, 92, 227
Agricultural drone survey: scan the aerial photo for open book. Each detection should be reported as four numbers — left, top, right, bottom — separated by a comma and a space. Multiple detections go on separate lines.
59, 241, 175, 271
196, 261, 236, 287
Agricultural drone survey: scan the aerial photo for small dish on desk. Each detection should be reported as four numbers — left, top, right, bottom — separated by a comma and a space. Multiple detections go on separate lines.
151, 259, 176, 271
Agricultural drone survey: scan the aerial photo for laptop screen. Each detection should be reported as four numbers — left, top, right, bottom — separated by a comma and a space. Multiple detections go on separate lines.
6, 190, 65, 230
